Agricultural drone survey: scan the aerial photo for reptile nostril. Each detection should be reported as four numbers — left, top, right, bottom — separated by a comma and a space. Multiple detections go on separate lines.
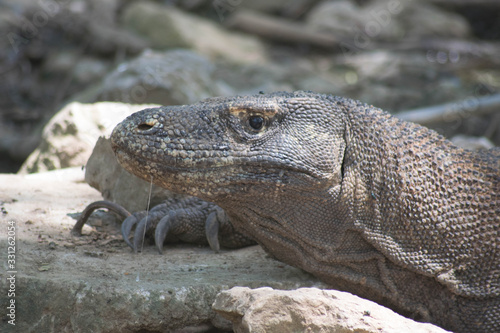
137, 123, 154, 131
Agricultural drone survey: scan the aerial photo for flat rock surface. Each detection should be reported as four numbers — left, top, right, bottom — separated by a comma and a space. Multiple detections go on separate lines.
0, 169, 324, 332
213, 287, 451, 333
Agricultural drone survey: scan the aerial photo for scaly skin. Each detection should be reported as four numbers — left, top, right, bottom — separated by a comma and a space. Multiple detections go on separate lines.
110, 91, 499, 333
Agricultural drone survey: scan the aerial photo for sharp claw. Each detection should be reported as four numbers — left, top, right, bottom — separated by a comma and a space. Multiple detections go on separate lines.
155, 214, 172, 254
121, 215, 138, 249
133, 216, 150, 253
205, 212, 220, 253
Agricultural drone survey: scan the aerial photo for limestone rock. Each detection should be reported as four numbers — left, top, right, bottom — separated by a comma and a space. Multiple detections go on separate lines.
122, 1, 267, 64
84, 137, 176, 212
213, 287, 451, 333
19, 102, 157, 174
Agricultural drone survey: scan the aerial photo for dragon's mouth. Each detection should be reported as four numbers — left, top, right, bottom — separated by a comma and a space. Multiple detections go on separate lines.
114, 141, 323, 184
113, 146, 227, 174
112, 139, 236, 172
112, 141, 325, 202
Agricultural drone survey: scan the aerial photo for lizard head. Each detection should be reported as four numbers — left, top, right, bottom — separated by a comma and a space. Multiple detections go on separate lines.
111, 91, 348, 203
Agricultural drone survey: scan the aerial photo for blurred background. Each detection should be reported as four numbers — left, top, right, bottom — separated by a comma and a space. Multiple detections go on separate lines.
1, 0, 499, 173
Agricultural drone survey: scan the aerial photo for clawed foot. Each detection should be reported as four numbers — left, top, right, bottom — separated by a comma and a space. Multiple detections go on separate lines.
119, 197, 224, 253
72, 197, 255, 253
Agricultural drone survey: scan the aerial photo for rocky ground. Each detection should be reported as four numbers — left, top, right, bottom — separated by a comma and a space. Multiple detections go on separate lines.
0, 167, 450, 332
1, 0, 499, 173
0, 0, 499, 332
0, 168, 327, 332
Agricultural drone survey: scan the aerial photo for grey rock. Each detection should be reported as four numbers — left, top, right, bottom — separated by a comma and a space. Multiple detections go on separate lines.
122, 1, 267, 64
334, 50, 468, 111
85, 137, 175, 212
295, 72, 349, 95
213, 287, 452, 333
237, 0, 318, 16
307, 0, 471, 41
96, 49, 233, 105
393, 0, 471, 39
71, 57, 112, 85
43, 51, 110, 86
213, 61, 294, 95
306, 0, 361, 38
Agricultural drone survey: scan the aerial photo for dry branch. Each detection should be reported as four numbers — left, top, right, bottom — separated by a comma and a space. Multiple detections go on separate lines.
225, 9, 338, 49
396, 94, 500, 125
429, 0, 500, 6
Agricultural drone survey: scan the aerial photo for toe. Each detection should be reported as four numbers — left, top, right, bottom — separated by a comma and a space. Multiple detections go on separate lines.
205, 211, 220, 252
155, 213, 173, 254
121, 215, 139, 249
133, 216, 151, 253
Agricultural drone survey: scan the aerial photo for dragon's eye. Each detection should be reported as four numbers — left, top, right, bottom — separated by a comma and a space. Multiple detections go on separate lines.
248, 115, 264, 130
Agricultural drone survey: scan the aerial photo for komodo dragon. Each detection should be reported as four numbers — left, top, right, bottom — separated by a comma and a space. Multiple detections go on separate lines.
74, 91, 499, 332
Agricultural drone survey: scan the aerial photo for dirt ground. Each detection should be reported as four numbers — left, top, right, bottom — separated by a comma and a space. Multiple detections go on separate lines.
0, 168, 324, 333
